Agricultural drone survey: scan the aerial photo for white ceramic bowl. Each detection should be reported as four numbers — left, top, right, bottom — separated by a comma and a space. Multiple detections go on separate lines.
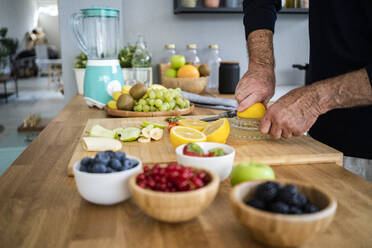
175, 142, 235, 181
73, 155, 142, 205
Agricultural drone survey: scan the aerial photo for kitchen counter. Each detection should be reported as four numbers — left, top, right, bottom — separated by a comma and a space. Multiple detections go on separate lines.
0, 95, 371, 247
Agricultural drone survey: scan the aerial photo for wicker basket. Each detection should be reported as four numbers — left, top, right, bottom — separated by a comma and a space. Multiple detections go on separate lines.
159, 63, 208, 94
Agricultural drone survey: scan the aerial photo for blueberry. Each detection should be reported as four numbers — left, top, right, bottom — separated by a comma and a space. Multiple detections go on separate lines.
105, 167, 114, 173
81, 157, 93, 167
269, 201, 290, 214
79, 164, 88, 172
104, 150, 116, 158
109, 158, 122, 171
245, 199, 266, 210
92, 163, 107, 173
95, 152, 110, 165
304, 204, 319, 213
129, 159, 139, 168
115, 152, 126, 162
124, 159, 132, 170
255, 182, 281, 203
289, 206, 303, 214
277, 184, 298, 205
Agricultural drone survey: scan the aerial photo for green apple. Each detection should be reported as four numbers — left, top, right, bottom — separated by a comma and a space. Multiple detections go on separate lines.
166, 68, 177, 78
170, 55, 186, 69
230, 162, 275, 186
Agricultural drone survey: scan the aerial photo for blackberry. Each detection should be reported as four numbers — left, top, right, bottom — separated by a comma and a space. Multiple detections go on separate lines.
269, 201, 290, 214
289, 206, 303, 214
304, 204, 319, 213
245, 199, 266, 210
293, 193, 308, 207
255, 182, 281, 203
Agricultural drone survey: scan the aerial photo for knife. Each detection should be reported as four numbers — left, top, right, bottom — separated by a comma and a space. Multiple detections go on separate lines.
200, 110, 237, 122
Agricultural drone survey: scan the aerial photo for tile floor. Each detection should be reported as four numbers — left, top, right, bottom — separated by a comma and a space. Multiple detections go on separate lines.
0, 77, 65, 175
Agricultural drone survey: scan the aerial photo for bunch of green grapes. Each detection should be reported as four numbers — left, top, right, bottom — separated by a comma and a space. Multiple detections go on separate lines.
133, 88, 190, 112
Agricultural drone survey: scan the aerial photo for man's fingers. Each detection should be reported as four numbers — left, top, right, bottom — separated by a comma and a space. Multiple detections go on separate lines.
269, 123, 282, 139
259, 115, 271, 134
282, 128, 292, 139
237, 94, 260, 112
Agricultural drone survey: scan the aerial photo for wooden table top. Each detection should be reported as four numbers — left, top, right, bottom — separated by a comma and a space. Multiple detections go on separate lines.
1, 95, 371, 248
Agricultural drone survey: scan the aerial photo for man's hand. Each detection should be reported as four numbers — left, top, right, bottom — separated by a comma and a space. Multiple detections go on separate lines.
259, 86, 322, 139
236, 29, 275, 112
235, 65, 275, 111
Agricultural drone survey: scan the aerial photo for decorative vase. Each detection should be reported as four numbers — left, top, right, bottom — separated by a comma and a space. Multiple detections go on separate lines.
73, 68, 85, 95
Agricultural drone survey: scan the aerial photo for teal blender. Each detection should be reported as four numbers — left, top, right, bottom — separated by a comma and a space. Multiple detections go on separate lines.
72, 7, 124, 108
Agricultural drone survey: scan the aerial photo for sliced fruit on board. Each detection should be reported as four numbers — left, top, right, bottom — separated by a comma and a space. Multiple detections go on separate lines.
170, 126, 207, 148
117, 127, 141, 142
202, 118, 230, 144
178, 119, 208, 131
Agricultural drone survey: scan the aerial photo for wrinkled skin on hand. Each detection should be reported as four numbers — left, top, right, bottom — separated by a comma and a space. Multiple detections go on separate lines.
259, 86, 322, 139
235, 65, 275, 112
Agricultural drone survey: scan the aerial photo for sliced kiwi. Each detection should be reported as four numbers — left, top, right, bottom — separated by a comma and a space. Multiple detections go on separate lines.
116, 94, 134, 110
129, 82, 147, 100
199, 64, 211, 77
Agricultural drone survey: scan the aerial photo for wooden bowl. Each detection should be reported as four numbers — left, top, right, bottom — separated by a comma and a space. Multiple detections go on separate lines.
230, 180, 337, 247
159, 63, 208, 94
129, 166, 219, 223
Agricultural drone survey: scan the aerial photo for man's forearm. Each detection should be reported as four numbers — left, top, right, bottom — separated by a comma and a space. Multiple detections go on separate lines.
247, 29, 275, 70
311, 68, 372, 114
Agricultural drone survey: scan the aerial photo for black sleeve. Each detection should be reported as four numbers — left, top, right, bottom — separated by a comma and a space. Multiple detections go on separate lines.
366, 64, 372, 87
243, 0, 282, 39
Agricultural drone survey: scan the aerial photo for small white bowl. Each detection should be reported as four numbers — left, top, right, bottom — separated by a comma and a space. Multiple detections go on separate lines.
73, 155, 142, 205
175, 142, 235, 181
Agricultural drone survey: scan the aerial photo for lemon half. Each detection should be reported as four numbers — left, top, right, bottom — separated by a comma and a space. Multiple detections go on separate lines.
170, 126, 207, 148
202, 118, 230, 144
237, 103, 266, 119
178, 119, 208, 131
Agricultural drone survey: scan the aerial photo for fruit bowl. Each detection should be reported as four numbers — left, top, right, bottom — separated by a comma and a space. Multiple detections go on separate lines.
175, 142, 235, 181
159, 63, 208, 94
73, 155, 142, 205
129, 165, 219, 223
230, 180, 337, 247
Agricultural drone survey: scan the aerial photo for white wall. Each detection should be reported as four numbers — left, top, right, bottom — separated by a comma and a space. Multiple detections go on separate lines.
58, 0, 309, 103
0, 0, 38, 51
38, 13, 60, 54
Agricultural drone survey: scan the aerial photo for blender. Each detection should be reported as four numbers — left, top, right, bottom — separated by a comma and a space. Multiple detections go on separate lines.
72, 7, 124, 109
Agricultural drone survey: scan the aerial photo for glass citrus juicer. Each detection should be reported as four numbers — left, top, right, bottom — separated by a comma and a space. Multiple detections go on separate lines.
72, 7, 124, 109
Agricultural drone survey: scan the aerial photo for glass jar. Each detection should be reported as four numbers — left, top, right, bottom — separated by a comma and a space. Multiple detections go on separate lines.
185, 44, 200, 64
162, 44, 176, 64
206, 44, 221, 89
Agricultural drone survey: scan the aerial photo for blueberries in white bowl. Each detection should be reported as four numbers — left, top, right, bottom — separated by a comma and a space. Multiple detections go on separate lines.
80, 150, 139, 173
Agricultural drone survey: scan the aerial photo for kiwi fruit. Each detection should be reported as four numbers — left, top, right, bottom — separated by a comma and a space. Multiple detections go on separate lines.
199, 64, 210, 77
129, 82, 147, 100
116, 94, 134, 110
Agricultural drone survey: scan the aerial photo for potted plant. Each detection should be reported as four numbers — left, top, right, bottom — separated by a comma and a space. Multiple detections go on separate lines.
0, 27, 19, 76
73, 52, 87, 95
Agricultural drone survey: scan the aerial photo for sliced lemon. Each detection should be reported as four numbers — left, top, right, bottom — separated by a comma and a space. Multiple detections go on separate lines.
112, 91, 122, 101
170, 126, 207, 148
202, 118, 230, 144
121, 85, 132, 94
107, 100, 117, 110
178, 119, 208, 131
237, 102, 266, 119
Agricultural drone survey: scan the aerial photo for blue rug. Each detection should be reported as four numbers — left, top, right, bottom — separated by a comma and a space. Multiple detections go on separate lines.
0, 147, 26, 176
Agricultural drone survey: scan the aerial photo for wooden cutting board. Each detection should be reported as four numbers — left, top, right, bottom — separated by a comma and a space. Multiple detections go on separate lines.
67, 116, 343, 176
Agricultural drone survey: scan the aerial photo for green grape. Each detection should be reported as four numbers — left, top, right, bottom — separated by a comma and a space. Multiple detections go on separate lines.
149, 90, 156, 99
164, 92, 171, 102
155, 99, 163, 108
160, 103, 170, 112
136, 104, 143, 112
150, 106, 157, 112
148, 99, 156, 106
175, 88, 181, 93
176, 97, 184, 107
142, 92, 149, 99
156, 90, 163, 99
174, 106, 180, 110
169, 100, 176, 110
143, 104, 150, 112
138, 99, 146, 105
185, 100, 190, 108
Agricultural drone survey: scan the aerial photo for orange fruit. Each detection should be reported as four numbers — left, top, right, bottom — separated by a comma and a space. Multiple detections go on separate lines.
177, 65, 200, 78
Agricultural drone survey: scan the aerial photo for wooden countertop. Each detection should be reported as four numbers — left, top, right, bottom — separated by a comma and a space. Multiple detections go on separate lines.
0, 95, 371, 247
